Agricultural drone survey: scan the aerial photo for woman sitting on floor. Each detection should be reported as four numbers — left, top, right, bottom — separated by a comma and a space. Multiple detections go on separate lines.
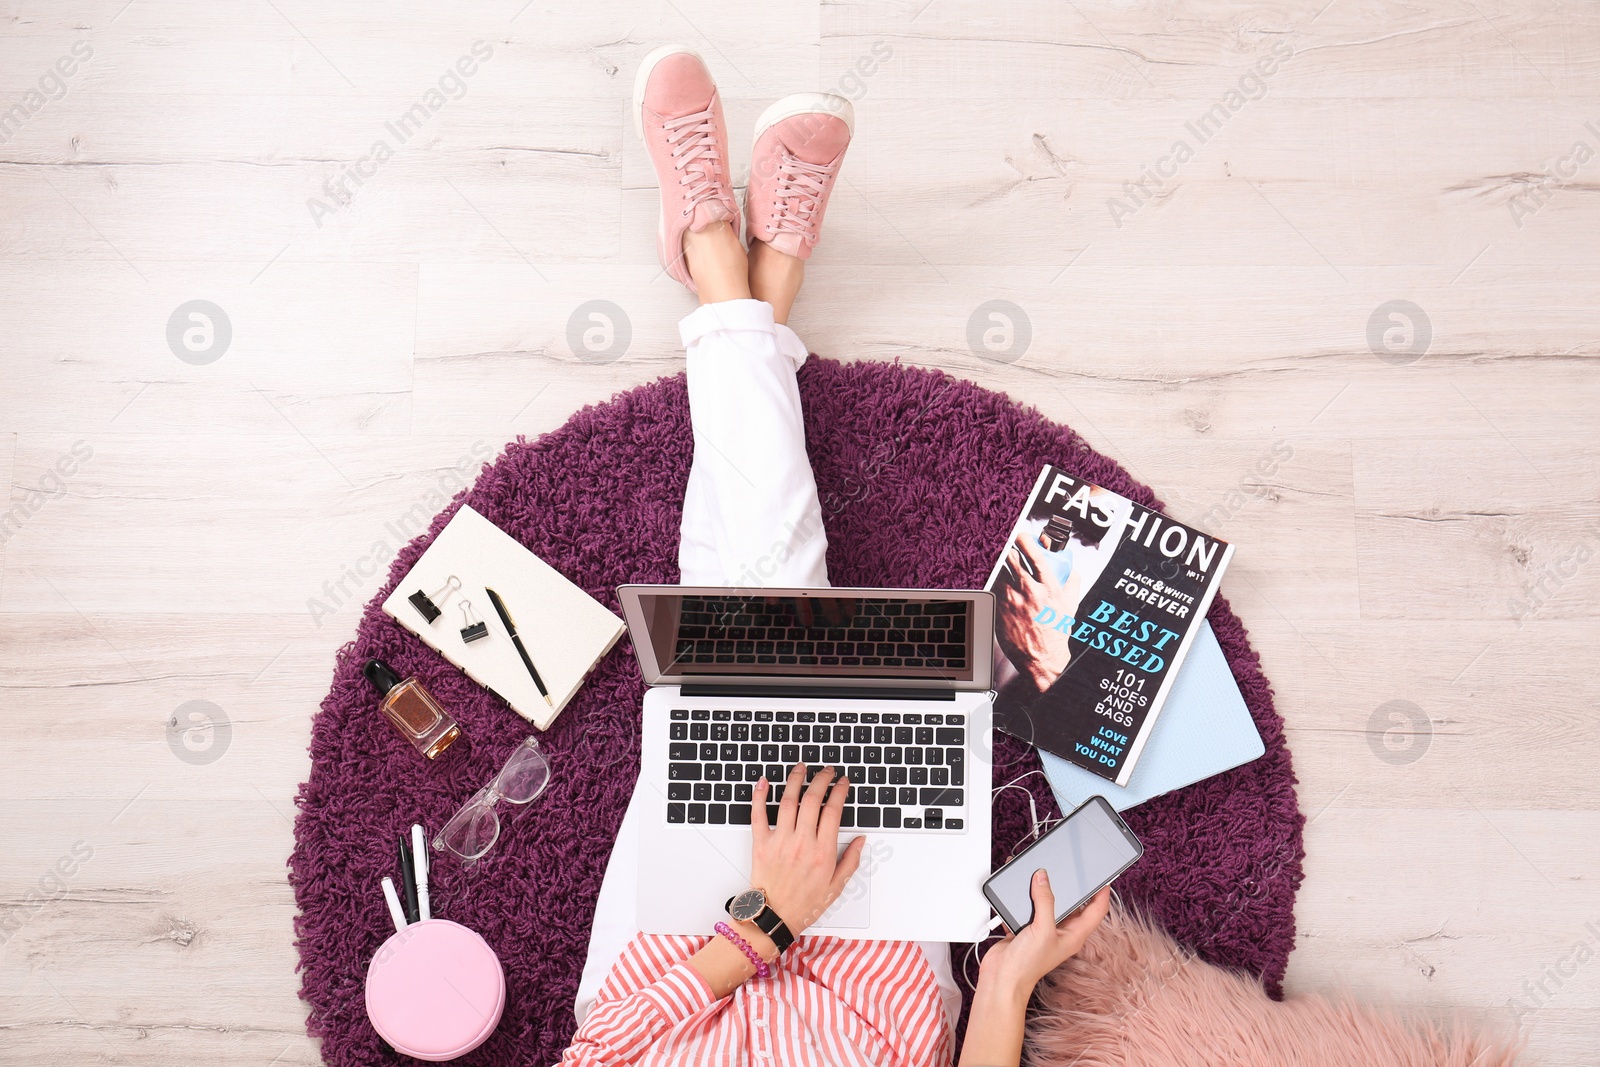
559, 46, 1110, 1067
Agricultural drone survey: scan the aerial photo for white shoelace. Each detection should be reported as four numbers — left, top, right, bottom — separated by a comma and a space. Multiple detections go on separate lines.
768, 154, 836, 244
664, 106, 729, 217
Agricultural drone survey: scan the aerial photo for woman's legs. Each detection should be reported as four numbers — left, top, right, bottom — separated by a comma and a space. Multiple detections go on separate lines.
667, 120, 818, 586
681, 221, 750, 304
683, 203, 807, 324
675, 230, 828, 589
748, 239, 806, 325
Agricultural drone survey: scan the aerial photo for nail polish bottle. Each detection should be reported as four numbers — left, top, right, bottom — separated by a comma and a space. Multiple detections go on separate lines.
363, 659, 463, 759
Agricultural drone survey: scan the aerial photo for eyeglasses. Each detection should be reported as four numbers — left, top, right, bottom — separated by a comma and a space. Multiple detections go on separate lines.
433, 737, 551, 862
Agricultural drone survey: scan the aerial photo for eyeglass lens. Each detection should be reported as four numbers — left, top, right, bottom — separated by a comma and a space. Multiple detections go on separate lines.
495, 739, 551, 804
438, 789, 500, 860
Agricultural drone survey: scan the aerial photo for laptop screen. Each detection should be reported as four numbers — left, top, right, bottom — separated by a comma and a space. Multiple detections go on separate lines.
633, 591, 981, 683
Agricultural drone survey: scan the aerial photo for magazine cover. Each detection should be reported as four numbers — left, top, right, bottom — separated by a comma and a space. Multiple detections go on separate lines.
983, 465, 1235, 785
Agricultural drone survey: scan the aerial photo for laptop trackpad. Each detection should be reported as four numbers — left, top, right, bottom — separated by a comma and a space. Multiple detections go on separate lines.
815, 849, 872, 929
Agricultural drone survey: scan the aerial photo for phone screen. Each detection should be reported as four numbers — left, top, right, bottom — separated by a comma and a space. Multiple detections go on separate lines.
983, 797, 1142, 933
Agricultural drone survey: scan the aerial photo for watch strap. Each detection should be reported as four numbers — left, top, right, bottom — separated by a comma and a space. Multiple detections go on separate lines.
751, 905, 795, 953
722, 893, 795, 953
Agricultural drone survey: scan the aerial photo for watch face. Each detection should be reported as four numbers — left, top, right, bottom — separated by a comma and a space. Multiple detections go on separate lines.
728, 889, 767, 923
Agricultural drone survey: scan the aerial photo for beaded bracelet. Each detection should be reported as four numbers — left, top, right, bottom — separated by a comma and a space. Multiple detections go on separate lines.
714, 921, 771, 979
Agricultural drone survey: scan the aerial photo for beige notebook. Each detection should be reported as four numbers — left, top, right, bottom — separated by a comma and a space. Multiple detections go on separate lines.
381, 504, 625, 730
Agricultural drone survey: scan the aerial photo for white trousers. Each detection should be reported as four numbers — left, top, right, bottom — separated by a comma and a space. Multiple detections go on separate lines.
573, 299, 960, 1029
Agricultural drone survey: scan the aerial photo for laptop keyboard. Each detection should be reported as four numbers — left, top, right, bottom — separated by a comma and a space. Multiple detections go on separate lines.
664, 708, 967, 832
672, 596, 969, 670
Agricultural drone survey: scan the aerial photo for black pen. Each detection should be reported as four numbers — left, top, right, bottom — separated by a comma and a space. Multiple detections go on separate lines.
485, 587, 553, 707
397, 835, 419, 925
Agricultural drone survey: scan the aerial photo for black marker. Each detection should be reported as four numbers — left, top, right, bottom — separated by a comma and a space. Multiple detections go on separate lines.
485, 587, 553, 707
397, 835, 419, 925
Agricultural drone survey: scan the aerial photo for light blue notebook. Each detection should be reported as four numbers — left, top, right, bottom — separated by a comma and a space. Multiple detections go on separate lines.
1038, 620, 1264, 813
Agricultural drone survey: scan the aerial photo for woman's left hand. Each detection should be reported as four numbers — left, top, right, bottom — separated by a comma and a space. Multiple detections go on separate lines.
978, 873, 1111, 996
958, 875, 1112, 1066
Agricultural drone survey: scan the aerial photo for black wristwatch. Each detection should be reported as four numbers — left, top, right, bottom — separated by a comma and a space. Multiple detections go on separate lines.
724, 888, 795, 953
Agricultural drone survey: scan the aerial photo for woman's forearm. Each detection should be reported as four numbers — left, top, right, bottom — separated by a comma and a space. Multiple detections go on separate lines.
960, 878, 1112, 1066
957, 976, 1031, 1067
685, 921, 776, 1000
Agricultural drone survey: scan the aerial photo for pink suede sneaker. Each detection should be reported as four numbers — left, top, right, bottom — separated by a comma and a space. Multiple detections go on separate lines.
745, 93, 854, 259
633, 45, 740, 292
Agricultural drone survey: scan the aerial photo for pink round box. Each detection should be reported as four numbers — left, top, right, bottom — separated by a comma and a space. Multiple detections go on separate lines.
365, 919, 505, 1061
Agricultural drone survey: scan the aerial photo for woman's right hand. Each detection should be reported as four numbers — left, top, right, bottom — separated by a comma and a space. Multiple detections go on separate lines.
749, 764, 864, 936
978, 873, 1111, 996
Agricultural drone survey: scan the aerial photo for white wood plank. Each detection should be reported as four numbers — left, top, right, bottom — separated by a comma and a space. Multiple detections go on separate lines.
0, 2, 820, 96
0, 431, 15, 498
9, 102, 1595, 267
413, 260, 707, 437
0, 262, 417, 434
1236, 615, 1600, 809
0, 154, 618, 265
1352, 438, 1600, 620
0, 94, 618, 173
0, 433, 498, 616
823, 0, 1599, 99
0, 431, 16, 586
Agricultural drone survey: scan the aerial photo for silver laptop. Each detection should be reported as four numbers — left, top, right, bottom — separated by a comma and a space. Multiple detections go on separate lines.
618, 585, 996, 943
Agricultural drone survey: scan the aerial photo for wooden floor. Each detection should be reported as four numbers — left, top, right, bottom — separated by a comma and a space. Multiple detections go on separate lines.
3, 1, 1597, 1063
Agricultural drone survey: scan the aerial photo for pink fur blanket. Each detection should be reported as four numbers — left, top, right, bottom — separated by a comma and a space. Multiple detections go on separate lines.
1026, 907, 1523, 1067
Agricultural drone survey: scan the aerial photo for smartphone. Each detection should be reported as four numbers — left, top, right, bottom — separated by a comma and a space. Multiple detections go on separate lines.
982, 795, 1143, 934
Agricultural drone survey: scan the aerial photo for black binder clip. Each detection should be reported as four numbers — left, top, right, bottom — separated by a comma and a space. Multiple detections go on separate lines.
408, 576, 462, 625
458, 597, 489, 644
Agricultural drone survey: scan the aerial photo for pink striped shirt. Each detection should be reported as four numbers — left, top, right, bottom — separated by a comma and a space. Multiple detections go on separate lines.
560, 933, 953, 1066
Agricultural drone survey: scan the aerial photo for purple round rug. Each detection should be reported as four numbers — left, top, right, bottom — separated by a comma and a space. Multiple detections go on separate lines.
291, 358, 1305, 1065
